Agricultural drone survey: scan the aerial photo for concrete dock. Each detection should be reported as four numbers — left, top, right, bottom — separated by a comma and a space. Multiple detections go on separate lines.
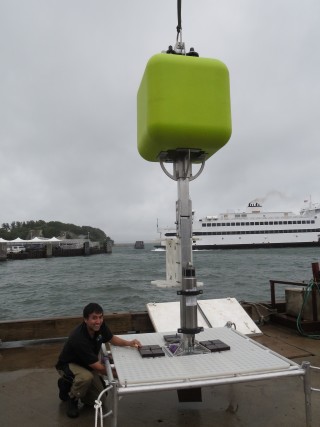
1, 323, 319, 427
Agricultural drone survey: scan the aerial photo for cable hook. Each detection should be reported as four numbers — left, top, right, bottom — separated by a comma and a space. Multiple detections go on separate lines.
174, 0, 185, 54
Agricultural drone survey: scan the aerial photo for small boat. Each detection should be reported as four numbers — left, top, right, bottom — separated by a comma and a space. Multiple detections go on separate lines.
134, 240, 145, 249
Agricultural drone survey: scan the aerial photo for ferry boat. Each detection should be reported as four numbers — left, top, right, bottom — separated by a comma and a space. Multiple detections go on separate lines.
159, 201, 320, 249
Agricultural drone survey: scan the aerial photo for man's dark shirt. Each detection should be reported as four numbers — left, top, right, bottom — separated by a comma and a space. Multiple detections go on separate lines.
56, 322, 113, 370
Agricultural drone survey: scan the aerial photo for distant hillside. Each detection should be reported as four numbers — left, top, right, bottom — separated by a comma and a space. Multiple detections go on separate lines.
0, 220, 112, 243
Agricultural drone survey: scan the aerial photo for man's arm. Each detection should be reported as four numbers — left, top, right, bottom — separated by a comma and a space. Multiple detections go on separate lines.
88, 337, 142, 375
89, 360, 107, 375
89, 335, 142, 375
110, 335, 142, 348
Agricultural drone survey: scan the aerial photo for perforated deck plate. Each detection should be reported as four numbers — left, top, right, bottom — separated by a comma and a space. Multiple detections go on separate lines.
110, 328, 293, 387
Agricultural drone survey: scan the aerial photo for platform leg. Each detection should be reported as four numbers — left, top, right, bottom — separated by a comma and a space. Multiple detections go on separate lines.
302, 361, 312, 427
111, 380, 118, 427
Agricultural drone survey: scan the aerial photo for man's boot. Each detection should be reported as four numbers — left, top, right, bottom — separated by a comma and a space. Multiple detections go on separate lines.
67, 397, 79, 418
58, 377, 71, 402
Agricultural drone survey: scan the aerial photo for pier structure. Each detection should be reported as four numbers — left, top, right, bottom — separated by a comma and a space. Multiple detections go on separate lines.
0, 241, 7, 261
2, 239, 112, 260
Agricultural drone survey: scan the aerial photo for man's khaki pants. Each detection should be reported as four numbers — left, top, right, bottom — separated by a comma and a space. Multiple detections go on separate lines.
59, 363, 107, 408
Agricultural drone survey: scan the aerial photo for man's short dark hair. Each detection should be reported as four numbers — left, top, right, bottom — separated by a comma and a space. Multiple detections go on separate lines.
83, 303, 104, 319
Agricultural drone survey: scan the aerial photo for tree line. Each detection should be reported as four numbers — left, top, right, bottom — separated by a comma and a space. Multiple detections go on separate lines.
0, 220, 111, 243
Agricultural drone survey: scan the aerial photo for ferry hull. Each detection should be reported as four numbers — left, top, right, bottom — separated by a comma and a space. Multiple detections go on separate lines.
192, 241, 320, 250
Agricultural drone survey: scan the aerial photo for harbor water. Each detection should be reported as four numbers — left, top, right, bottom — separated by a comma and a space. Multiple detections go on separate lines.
1, 244, 320, 321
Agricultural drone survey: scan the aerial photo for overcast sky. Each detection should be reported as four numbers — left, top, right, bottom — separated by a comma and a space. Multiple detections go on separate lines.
1, 1, 320, 243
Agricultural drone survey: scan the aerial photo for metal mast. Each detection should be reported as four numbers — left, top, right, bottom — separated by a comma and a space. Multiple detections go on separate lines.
160, 150, 207, 355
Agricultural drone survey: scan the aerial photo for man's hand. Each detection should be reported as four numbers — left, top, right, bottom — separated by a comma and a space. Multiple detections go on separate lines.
129, 339, 142, 348
89, 360, 107, 375
110, 335, 142, 348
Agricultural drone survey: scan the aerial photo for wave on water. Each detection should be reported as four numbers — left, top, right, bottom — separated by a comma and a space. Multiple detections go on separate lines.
0, 244, 319, 320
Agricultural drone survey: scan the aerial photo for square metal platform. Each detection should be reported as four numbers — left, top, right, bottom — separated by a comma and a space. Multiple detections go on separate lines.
110, 328, 296, 388
98, 327, 310, 427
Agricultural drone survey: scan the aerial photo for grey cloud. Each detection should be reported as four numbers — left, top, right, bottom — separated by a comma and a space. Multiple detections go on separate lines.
1, 0, 320, 242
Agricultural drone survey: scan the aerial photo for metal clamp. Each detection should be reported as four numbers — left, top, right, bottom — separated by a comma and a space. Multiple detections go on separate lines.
177, 289, 203, 296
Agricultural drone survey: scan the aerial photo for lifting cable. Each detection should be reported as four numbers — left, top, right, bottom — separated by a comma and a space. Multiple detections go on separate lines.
176, 0, 182, 41
166, 0, 199, 56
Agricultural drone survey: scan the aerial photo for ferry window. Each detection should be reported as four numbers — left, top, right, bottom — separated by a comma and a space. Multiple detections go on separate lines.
246, 222, 249, 225
202, 223, 207, 227
288, 221, 292, 224
231, 222, 235, 226
255, 222, 259, 225
207, 223, 211, 227
274, 221, 278, 225
212, 223, 216, 227
250, 222, 254, 225
279, 221, 282, 225
269, 221, 273, 225
217, 223, 221, 226
226, 223, 230, 226
293, 221, 297, 224
221, 223, 225, 226
306, 221, 310, 224
260, 222, 264, 225
297, 221, 301, 224
302, 221, 306, 224
236, 222, 240, 226
311, 220, 315, 224
283, 221, 287, 225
